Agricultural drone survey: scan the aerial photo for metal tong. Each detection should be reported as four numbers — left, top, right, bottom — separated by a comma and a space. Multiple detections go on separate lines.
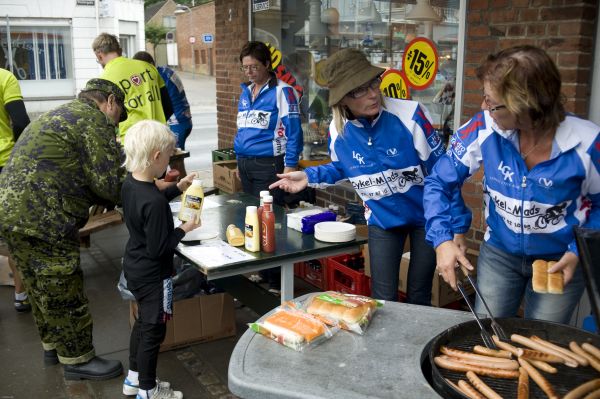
455, 278, 497, 349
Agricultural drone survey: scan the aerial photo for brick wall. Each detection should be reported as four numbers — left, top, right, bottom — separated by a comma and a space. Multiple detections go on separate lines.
462, 0, 598, 251
215, 0, 248, 149
175, 1, 216, 75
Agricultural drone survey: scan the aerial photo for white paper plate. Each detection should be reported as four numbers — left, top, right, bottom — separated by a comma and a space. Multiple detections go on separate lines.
181, 228, 219, 242
314, 222, 356, 243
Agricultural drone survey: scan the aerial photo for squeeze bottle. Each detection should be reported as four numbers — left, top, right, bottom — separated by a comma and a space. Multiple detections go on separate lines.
257, 190, 269, 248
261, 195, 276, 253
244, 206, 260, 252
178, 178, 204, 223
226, 224, 245, 246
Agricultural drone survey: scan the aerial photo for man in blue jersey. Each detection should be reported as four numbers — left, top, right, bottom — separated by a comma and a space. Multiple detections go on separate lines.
133, 51, 193, 177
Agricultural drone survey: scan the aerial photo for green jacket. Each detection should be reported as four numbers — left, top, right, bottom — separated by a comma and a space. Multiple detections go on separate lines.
0, 98, 125, 244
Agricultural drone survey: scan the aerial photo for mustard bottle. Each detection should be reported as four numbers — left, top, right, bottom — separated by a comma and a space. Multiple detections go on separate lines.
226, 224, 245, 246
178, 178, 204, 223
244, 206, 260, 252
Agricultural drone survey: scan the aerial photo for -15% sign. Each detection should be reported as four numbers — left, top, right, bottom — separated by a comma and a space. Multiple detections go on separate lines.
402, 37, 438, 90
380, 69, 410, 99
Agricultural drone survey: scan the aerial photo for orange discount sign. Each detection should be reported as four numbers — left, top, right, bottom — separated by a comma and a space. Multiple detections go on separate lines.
402, 37, 438, 90
380, 69, 410, 99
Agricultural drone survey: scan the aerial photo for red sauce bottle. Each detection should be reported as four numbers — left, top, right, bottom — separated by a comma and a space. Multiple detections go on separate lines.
261, 195, 276, 253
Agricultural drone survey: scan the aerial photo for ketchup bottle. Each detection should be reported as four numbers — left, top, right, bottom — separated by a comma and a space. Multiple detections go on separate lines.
257, 190, 269, 249
261, 195, 276, 253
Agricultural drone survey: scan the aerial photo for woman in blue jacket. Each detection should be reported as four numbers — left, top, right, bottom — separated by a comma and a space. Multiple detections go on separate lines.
270, 48, 469, 304
424, 45, 600, 323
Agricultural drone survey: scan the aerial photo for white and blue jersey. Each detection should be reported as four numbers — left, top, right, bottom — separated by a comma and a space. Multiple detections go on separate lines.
305, 97, 469, 230
235, 75, 302, 167
157, 66, 192, 133
424, 111, 600, 256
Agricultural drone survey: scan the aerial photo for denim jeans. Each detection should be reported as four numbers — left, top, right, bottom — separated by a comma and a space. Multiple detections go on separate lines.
368, 225, 436, 305
474, 241, 585, 324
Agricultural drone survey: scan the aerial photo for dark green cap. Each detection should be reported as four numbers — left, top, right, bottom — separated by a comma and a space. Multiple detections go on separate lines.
81, 78, 127, 122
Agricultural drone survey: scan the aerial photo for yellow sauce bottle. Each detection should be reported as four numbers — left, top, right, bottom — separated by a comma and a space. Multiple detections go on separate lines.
178, 178, 204, 223
226, 224, 245, 246
244, 206, 260, 252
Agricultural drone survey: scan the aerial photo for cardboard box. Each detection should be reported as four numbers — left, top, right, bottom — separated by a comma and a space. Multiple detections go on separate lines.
129, 293, 236, 352
212, 161, 243, 194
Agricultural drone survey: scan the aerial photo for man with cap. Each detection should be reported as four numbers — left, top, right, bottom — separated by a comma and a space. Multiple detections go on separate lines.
270, 48, 470, 305
0, 78, 127, 379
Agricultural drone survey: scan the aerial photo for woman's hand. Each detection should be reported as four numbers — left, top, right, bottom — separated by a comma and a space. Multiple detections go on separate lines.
453, 233, 468, 256
435, 240, 474, 291
269, 171, 308, 193
547, 251, 579, 284
176, 171, 197, 193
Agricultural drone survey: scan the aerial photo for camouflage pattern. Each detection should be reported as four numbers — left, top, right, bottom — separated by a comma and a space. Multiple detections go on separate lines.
0, 98, 124, 364
0, 97, 125, 244
81, 78, 128, 122
4, 232, 95, 364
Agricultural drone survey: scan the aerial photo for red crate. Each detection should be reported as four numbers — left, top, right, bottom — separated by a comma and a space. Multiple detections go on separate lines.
302, 258, 327, 290
327, 255, 369, 295
293, 262, 305, 279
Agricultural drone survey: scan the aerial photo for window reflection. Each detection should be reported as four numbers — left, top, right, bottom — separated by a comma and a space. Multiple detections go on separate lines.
0, 26, 71, 81
251, 0, 461, 160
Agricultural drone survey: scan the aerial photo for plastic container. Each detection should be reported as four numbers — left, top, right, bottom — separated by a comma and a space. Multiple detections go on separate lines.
244, 206, 260, 252
257, 190, 270, 243
326, 254, 369, 296
226, 224, 244, 247
178, 178, 204, 223
261, 195, 276, 253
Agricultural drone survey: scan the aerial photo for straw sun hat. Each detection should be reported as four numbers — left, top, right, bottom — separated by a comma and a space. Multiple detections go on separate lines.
318, 48, 385, 106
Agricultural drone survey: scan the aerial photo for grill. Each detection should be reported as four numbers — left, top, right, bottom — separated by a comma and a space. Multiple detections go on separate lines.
423, 318, 600, 398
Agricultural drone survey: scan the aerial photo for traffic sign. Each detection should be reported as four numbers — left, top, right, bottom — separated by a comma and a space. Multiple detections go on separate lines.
188, 36, 196, 44
402, 37, 438, 90
202, 34, 213, 44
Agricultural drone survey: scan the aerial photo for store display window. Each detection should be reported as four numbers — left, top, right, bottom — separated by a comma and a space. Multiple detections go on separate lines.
250, 0, 462, 163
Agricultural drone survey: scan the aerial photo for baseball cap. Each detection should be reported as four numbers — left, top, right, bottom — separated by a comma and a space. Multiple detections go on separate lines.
81, 78, 127, 122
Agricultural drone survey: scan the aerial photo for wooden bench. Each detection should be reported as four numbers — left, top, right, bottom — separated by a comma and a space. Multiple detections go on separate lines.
79, 205, 123, 247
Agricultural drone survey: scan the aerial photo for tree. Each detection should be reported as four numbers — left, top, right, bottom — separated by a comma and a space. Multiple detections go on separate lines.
145, 23, 170, 54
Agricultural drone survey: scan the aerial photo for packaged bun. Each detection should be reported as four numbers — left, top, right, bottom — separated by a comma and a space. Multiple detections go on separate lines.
249, 305, 336, 351
532, 260, 564, 294
305, 291, 382, 335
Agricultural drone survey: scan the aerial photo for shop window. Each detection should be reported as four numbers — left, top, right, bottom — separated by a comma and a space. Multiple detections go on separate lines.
0, 25, 71, 81
250, 0, 463, 162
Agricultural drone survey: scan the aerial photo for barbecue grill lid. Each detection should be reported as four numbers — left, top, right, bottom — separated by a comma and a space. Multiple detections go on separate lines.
574, 226, 600, 333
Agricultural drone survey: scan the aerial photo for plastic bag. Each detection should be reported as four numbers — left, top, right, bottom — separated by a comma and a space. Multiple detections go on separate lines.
117, 270, 135, 301
303, 291, 383, 335
249, 303, 337, 351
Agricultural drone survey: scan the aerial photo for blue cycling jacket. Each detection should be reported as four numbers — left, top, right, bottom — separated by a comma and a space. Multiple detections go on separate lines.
157, 66, 192, 131
424, 111, 600, 256
305, 97, 471, 231
235, 74, 302, 167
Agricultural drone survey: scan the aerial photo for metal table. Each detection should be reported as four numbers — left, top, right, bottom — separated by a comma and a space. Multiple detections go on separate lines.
175, 193, 367, 309
228, 295, 473, 399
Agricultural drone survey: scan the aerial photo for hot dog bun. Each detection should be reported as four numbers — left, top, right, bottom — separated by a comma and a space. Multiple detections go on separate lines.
532, 260, 548, 293
547, 261, 564, 294
306, 295, 370, 324
262, 309, 326, 343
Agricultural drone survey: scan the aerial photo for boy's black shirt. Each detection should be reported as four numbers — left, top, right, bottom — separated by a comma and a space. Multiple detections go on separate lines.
122, 173, 185, 289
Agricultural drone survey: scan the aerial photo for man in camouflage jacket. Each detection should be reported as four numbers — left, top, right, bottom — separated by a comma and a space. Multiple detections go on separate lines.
0, 79, 127, 380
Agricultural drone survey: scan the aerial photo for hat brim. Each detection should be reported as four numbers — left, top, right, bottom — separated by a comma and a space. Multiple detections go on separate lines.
328, 64, 386, 106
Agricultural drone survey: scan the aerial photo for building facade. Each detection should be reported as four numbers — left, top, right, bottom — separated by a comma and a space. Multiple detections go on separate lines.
215, 0, 599, 253
175, 1, 216, 76
0, 0, 145, 114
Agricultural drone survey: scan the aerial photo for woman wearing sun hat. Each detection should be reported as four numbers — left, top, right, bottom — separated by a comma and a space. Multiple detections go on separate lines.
270, 48, 470, 304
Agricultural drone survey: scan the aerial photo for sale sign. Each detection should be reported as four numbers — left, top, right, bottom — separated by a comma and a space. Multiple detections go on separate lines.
402, 37, 438, 90
380, 69, 410, 99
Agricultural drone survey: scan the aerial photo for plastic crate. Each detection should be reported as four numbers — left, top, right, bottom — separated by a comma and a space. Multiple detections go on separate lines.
326, 254, 369, 295
293, 262, 305, 279
302, 258, 327, 290
212, 148, 236, 162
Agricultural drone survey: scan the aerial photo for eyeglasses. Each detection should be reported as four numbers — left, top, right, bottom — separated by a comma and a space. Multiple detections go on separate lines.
347, 77, 382, 99
483, 94, 506, 113
240, 64, 262, 72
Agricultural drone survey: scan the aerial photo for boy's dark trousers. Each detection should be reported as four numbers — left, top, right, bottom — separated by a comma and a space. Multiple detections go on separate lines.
129, 282, 168, 390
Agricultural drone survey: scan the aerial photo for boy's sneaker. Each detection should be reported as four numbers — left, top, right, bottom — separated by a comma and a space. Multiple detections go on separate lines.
14, 298, 31, 313
135, 384, 183, 399
123, 378, 171, 396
